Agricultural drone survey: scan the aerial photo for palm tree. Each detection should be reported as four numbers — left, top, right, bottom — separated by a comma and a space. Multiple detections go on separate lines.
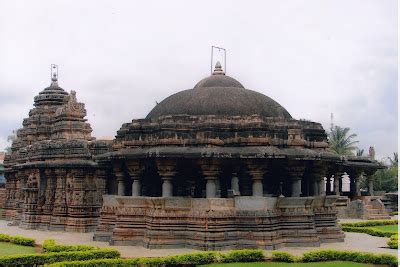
328, 126, 359, 156
356, 148, 364, 156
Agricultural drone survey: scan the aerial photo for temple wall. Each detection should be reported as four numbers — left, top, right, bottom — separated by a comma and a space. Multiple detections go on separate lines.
94, 195, 343, 250
4, 167, 109, 232
0, 188, 6, 209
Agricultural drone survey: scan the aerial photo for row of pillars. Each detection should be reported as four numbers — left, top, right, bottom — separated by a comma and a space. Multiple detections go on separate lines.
325, 172, 374, 197
113, 161, 373, 198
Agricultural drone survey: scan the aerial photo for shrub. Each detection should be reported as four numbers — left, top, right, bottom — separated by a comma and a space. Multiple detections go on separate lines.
272, 251, 297, 262
168, 252, 219, 265
221, 249, 264, 263
43, 239, 97, 253
48, 258, 138, 267
341, 226, 394, 237
0, 248, 120, 266
388, 234, 398, 249
41, 249, 400, 267
0, 233, 35, 246
341, 220, 398, 227
48, 250, 263, 267
301, 250, 398, 267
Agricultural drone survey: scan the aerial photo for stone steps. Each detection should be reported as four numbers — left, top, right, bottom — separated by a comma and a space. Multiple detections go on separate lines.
363, 199, 391, 220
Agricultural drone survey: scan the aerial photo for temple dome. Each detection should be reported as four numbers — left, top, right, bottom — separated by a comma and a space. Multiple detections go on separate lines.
34, 75, 68, 106
146, 62, 292, 119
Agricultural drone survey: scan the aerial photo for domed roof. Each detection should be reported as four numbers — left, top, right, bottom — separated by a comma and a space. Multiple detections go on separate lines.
34, 74, 68, 106
194, 62, 244, 89
146, 62, 291, 120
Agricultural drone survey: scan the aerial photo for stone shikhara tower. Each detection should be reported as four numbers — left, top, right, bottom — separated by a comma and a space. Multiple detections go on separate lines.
4, 67, 111, 232
4, 63, 384, 248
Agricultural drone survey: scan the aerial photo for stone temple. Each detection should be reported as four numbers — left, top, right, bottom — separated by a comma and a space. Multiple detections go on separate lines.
4, 62, 383, 249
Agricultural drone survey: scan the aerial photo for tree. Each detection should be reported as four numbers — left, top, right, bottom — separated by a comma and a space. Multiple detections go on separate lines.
362, 152, 399, 193
388, 152, 398, 167
356, 149, 364, 156
328, 125, 359, 156
5, 130, 17, 154
371, 166, 398, 193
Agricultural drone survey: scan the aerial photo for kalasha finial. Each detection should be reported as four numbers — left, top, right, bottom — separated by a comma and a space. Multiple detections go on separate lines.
213, 61, 225, 75
51, 64, 58, 83
210, 46, 226, 74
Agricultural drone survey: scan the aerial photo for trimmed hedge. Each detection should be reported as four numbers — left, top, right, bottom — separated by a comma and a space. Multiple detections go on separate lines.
43, 239, 97, 253
341, 219, 398, 239
301, 250, 398, 267
0, 233, 35, 246
45, 249, 399, 267
341, 226, 395, 237
388, 234, 398, 249
0, 248, 120, 266
271, 251, 297, 263
47, 250, 264, 267
220, 249, 264, 263
341, 220, 398, 228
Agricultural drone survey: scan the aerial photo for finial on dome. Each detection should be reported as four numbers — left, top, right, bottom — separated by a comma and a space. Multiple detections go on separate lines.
51, 64, 58, 84
212, 61, 225, 75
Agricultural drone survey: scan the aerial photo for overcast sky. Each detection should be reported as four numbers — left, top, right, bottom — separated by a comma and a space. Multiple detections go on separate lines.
0, 0, 397, 161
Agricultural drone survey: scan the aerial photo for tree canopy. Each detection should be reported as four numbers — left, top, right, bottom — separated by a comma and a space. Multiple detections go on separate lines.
328, 125, 359, 156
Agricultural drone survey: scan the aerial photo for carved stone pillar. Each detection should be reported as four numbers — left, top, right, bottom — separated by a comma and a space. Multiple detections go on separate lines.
95, 169, 108, 195
319, 178, 326, 196
355, 173, 362, 197
312, 179, 319, 196
247, 163, 265, 197
156, 160, 176, 198
42, 169, 56, 218
12, 171, 25, 222
334, 172, 342, 196
116, 173, 125, 196
310, 164, 327, 196
132, 180, 141, 196
367, 176, 374, 196
126, 162, 143, 197
113, 164, 125, 196
4, 172, 17, 219
69, 169, 85, 207
21, 169, 40, 228
200, 161, 220, 198
346, 170, 357, 198
231, 172, 240, 195
325, 177, 330, 194
206, 178, 216, 198
288, 164, 305, 197
52, 169, 67, 216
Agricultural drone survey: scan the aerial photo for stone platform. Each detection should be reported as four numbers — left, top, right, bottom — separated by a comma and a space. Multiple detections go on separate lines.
343, 196, 391, 220
94, 195, 343, 250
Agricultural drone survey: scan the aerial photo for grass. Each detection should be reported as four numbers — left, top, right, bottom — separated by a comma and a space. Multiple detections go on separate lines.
202, 262, 376, 267
0, 241, 37, 256
369, 225, 398, 233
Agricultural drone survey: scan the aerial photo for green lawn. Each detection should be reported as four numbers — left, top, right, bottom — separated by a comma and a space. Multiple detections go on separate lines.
0, 242, 37, 256
202, 262, 376, 267
369, 224, 398, 233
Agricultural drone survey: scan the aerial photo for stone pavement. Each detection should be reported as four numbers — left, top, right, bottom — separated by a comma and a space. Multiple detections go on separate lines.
0, 219, 397, 258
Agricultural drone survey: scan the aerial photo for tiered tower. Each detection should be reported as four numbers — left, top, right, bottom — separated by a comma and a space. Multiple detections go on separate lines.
4, 67, 111, 232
